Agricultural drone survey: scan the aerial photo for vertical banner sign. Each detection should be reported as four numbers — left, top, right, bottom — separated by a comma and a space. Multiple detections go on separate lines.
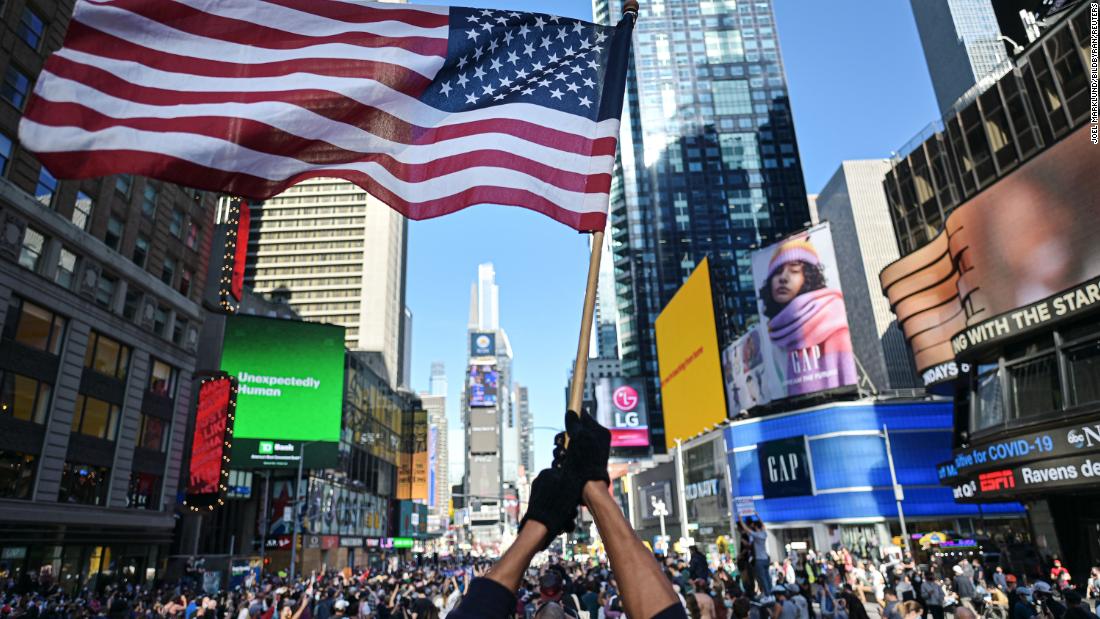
186, 376, 236, 510
232, 201, 251, 302
428, 426, 438, 508
412, 411, 429, 501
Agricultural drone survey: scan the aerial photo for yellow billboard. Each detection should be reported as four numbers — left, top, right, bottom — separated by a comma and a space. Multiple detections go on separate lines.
655, 258, 727, 451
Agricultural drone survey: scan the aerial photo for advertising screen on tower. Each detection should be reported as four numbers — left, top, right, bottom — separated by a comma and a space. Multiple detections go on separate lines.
594, 377, 649, 449
746, 223, 858, 404
467, 364, 498, 407
655, 258, 728, 451
881, 127, 1100, 382
470, 332, 496, 357
221, 315, 345, 468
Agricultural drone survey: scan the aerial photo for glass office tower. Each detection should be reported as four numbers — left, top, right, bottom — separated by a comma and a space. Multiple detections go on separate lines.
594, 0, 811, 450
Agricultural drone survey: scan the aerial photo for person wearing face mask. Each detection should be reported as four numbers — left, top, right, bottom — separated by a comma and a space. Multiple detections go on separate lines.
757, 237, 857, 397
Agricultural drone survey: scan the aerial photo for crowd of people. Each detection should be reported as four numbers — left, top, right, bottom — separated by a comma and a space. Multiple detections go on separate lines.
2, 413, 1099, 619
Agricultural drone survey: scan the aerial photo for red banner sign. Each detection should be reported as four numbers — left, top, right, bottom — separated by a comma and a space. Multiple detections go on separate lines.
188, 378, 232, 496
231, 201, 251, 302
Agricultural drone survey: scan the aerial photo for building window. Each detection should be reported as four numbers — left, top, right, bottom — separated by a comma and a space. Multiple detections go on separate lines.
186, 222, 200, 250
149, 359, 176, 398
83, 331, 130, 380
0, 370, 52, 424
179, 269, 192, 297
4, 298, 66, 354
137, 414, 168, 452
169, 209, 184, 238
132, 234, 149, 268
105, 216, 124, 251
1008, 354, 1061, 420
95, 273, 117, 309
122, 288, 142, 321
0, 132, 11, 175
1, 65, 31, 109
18, 8, 45, 50
127, 472, 160, 510
161, 256, 176, 286
141, 184, 157, 218
35, 167, 58, 208
71, 394, 120, 440
72, 191, 94, 230
973, 364, 1004, 432
713, 79, 752, 116
115, 174, 132, 197
153, 306, 168, 337
58, 462, 110, 506
0, 450, 37, 500
172, 317, 188, 346
1066, 338, 1100, 407
55, 248, 77, 289
18, 227, 46, 272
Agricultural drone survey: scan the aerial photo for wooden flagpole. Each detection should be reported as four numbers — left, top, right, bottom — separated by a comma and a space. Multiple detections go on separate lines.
567, 229, 605, 419
564, 0, 638, 443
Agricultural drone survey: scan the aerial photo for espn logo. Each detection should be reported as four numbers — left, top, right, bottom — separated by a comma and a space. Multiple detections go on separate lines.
979, 469, 1015, 492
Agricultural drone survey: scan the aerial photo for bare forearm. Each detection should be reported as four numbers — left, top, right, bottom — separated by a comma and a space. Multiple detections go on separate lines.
583, 481, 678, 618
485, 521, 547, 592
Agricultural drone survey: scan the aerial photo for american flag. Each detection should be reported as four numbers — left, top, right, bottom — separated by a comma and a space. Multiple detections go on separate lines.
18, 0, 634, 231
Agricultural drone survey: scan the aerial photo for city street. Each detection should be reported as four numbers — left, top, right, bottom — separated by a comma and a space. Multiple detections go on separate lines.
0, 0, 1098, 616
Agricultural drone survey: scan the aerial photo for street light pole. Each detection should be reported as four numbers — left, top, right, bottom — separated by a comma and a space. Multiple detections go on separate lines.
674, 438, 690, 554
883, 425, 912, 557
289, 442, 316, 582
651, 496, 669, 555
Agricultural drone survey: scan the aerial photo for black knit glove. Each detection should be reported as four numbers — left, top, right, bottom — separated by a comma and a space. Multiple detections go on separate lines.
519, 467, 580, 548
553, 410, 611, 487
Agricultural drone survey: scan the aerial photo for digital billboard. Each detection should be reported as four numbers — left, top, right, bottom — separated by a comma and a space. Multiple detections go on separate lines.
231, 201, 251, 302
470, 332, 496, 357
881, 126, 1100, 382
721, 325, 768, 415
221, 315, 345, 468
748, 223, 858, 401
654, 258, 727, 451
185, 376, 235, 507
467, 364, 498, 407
594, 377, 649, 449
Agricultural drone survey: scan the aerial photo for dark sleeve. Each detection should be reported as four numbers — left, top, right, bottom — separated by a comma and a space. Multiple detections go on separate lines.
448, 578, 517, 619
652, 601, 689, 619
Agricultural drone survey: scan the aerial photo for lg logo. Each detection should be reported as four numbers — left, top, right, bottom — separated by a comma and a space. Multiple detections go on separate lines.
613, 386, 639, 411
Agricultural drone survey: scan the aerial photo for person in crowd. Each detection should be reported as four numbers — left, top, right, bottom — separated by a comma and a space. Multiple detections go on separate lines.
1065, 590, 1100, 619
691, 548, 711, 583
899, 601, 924, 619
736, 518, 772, 597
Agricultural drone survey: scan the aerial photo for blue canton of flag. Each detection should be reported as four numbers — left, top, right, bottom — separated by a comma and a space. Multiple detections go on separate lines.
421, 7, 631, 122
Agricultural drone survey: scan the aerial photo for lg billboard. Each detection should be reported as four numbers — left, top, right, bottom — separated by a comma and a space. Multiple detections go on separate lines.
594, 377, 649, 449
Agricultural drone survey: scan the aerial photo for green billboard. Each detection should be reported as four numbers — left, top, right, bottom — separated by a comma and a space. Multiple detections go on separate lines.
220, 315, 345, 468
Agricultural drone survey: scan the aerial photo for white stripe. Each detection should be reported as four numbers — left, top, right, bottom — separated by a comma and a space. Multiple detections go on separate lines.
34, 71, 614, 173
18, 121, 611, 214
160, 0, 449, 42
330, 0, 448, 15
74, 1, 444, 78
52, 48, 620, 140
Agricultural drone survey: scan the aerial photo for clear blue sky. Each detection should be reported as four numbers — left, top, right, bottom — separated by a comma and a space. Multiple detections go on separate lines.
405, 0, 941, 482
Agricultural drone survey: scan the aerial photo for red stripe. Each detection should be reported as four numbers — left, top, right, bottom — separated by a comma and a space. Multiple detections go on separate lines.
92, 0, 447, 57
258, 0, 450, 30
25, 99, 612, 194
64, 21, 432, 96
42, 55, 618, 158
34, 150, 609, 232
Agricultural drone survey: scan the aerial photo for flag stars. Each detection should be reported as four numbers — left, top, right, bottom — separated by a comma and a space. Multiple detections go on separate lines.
489, 57, 503, 71
533, 16, 546, 29
473, 66, 487, 80
578, 96, 592, 108
582, 76, 595, 88
495, 15, 508, 24
506, 51, 520, 65
518, 24, 531, 38
523, 43, 536, 57
565, 81, 580, 93
556, 26, 569, 41
457, 73, 470, 88
570, 65, 584, 75
549, 88, 564, 99
466, 29, 480, 41
480, 21, 493, 31
465, 93, 478, 104
540, 36, 552, 50
572, 22, 585, 34
440, 81, 452, 96
481, 83, 494, 96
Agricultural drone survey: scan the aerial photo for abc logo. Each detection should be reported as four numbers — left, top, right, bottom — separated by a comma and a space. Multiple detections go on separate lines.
613, 386, 639, 411
475, 335, 490, 349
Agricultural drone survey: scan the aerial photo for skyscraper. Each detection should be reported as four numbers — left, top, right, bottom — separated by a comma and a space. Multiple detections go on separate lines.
429, 361, 448, 396
593, 0, 811, 449
910, 0, 1009, 114
815, 160, 920, 391
420, 391, 449, 532
245, 179, 408, 388
464, 263, 517, 539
